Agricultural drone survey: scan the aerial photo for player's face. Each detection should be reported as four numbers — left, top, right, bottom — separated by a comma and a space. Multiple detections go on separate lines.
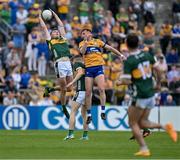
51, 30, 60, 38
81, 30, 92, 40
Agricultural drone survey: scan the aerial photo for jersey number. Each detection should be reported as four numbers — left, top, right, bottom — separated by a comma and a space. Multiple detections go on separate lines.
138, 61, 152, 79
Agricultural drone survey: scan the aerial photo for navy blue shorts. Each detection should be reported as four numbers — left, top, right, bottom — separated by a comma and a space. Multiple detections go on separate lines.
85, 65, 104, 78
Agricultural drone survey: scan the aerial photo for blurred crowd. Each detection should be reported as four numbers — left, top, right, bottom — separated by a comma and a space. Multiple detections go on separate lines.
0, 0, 179, 106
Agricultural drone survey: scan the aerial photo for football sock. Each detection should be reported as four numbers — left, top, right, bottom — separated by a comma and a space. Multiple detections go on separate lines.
68, 130, 74, 136
101, 106, 105, 113
83, 131, 88, 137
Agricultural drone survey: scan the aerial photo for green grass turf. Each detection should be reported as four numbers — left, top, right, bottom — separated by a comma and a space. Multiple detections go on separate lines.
0, 130, 179, 159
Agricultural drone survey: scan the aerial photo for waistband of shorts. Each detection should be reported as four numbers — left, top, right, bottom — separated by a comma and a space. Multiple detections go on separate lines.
55, 57, 70, 62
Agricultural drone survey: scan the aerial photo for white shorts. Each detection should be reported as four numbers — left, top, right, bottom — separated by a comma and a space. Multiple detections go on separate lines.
72, 91, 86, 105
54, 61, 73, 78
135, 96, 155, 109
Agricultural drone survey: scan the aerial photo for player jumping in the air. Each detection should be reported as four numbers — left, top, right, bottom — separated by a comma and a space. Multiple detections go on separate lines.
118, 34, 178, 157
79, 24, 126, 124
39, 9, 73, 119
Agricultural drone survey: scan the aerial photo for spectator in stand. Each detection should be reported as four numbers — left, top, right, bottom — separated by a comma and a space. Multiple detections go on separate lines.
155, 52, 168, 81
29, 94, 39, 106
93, 0, 103, 21
6, 48, 21, 73
128, 0, 142, 24
164, 94, 176, 106
169, 76, 180, 93
110, 57, 123, 85
116, 7, 129, 33
104, 74, 113, 104
167, 65, 180, 83
64, 20, 73, 40
36, 38, 49, 76
57, 0, 70, 21
143, 22, 155, 55
102, 18, 112, 40
109, 0, 121, 18
171, 22, 180, 55
166, 48, 179, 64
0, 69, 5, 88
9, 0, 19, 25
26, 27, 40, 71
16, 4, 28, 25
0, 2, 11, 24
159, 21, 172, 55
106, 10, 115, 27
28, 71, 41, 88
143, 0, 156, 25
20, 66, 31, 89
122, 94, 132, 106
11, 18, 26, 58
3, 77, 18, 99
11, 66, 21, 90
70, 16, 82, 40
3, 90, 17, 106
172, 0, 180, 23
26, 3, 40, 33
0, 41, 14, 75
19, 0, 34, 10
78, 0, 89, 24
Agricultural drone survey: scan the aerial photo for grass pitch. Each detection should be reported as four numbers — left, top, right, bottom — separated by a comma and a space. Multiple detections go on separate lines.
0, 130, 179, 159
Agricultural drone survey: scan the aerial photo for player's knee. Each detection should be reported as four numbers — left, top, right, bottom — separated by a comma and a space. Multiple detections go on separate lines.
85, 90, 91, 97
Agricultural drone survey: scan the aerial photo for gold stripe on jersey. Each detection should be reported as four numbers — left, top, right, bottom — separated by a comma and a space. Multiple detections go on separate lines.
50, 39, 67, 45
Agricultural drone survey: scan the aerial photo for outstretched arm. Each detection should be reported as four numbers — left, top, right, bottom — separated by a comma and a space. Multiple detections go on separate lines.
104, 44, 126, 61
39, 13, 51, 40
66, 67, 84, 88
50, 9, 66, 37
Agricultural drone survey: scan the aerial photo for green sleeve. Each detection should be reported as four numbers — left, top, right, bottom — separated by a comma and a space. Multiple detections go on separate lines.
73, 62, 84, 71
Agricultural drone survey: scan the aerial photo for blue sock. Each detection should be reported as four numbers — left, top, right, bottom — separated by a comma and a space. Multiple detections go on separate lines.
101, 106, 105, 113
87, 110, 91, 117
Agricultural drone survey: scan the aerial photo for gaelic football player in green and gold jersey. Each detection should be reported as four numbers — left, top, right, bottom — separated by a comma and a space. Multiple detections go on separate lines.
39, 9, 73, 119
118, 34, 177, 157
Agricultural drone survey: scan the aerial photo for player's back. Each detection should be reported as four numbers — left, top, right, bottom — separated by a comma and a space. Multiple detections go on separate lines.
124, 50, 156, 99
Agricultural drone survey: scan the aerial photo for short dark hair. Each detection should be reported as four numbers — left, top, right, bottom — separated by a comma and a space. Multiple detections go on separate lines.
126, 34, 139, 49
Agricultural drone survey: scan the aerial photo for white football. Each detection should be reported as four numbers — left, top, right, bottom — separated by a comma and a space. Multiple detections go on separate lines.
42, 10, 52, 21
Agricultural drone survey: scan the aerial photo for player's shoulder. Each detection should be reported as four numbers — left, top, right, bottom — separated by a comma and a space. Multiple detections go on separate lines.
74, 62, 85, 70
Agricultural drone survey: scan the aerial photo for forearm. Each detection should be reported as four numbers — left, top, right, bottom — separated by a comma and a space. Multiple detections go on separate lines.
71, 73, 84, 84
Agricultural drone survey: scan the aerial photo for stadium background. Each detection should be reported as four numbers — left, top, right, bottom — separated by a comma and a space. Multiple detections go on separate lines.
0, 0, 179, 107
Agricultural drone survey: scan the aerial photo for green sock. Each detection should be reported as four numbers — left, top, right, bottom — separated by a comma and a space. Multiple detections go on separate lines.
143, 128, 150, 132
83, 131, 88, 137
68, 130, 74, 136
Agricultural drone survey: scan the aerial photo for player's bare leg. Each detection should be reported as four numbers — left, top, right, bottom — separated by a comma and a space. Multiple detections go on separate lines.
128, 106, 150, 156
85, 77, 93, 124
80, 105, 89, 140
64, 101, 80, 140
139, 109, 178, 142
58, 77, 70, 119
95, 74, 106, 120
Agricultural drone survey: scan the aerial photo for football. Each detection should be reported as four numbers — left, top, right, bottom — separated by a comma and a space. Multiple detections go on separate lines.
41, 10, 52, 21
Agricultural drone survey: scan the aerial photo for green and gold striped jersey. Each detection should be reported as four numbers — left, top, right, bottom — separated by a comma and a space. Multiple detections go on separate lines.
47, 37, 71, 61
124, 51, 156, 98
